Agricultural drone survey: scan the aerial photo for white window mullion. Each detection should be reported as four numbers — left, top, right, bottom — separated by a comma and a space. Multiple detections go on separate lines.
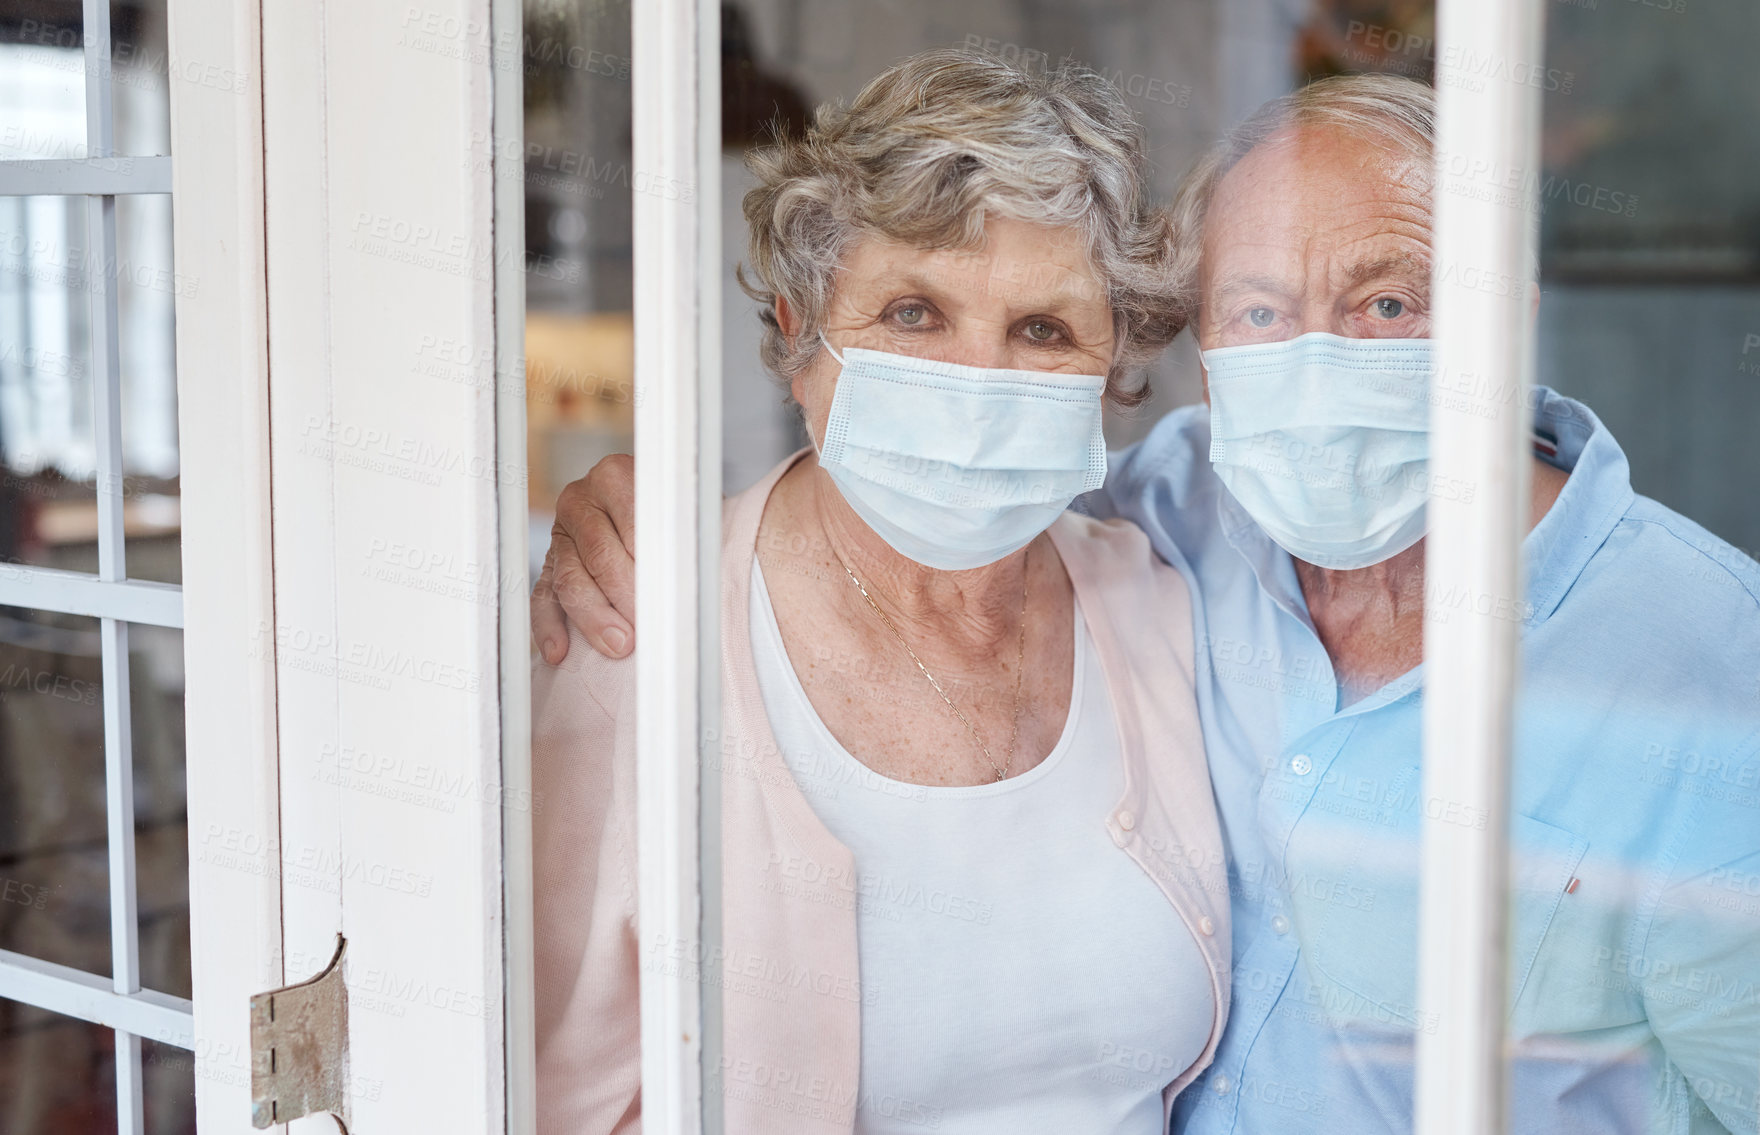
82, 0, 146, 1131
100, 614, 142, 1133
0, 157, 172, 197
632, 0, 723, 1131
1417, 2, 1547, 1134
0, 949, 192, 1044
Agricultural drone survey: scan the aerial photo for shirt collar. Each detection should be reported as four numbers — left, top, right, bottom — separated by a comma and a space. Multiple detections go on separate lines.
1520, 386, 1636, 625
1213, 385, 1635, 632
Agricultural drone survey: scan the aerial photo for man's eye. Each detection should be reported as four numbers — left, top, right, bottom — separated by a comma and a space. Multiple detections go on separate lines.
1247, 307, 1276, 328
1026, 319, 1059, 341
895, 305, 925, 326
1373, 297, 1405, 319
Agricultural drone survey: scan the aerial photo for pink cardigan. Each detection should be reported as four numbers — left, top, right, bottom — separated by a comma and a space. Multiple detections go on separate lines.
533, 454, 1231, 1134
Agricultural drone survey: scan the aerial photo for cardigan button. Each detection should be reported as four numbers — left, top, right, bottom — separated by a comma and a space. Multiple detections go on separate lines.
1198, 916, 1216, 937
1117, 810, 1136, 831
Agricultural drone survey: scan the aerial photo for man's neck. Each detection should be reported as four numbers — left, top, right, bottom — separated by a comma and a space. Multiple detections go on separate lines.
1295, 456, 1571, 703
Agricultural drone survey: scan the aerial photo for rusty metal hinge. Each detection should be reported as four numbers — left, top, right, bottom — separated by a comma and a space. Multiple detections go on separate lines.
251, 934, 350, 1130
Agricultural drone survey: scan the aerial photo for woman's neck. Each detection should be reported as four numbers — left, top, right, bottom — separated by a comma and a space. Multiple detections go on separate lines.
774, 457, 1032, 665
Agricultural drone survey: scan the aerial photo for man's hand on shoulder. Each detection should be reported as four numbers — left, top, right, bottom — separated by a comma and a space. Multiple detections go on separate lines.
532, 453, 638, 663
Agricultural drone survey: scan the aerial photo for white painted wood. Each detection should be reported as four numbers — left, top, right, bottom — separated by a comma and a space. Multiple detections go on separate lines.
1417, 2, 1546, 1133
632, 0, 723, 1129
0, 950, 193, 1045
491, 0, 536, 1126
259, 1, 508, 1130
0, 569, 182, 626
259, 17, 346, 1125
165, 0, 285, 1130
0, 156, 172, 196
81, 1, 147, 1128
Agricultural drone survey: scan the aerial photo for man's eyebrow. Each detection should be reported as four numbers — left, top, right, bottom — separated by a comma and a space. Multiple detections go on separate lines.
1342, 252, 1431, 290
1207, 274, 1296, 304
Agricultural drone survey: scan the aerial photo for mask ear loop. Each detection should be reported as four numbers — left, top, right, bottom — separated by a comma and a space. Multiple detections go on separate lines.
817, 329, 846, 366
801, 330, 846, 456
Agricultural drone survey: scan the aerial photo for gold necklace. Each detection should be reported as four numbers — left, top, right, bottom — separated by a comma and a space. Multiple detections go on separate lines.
835, 547, 1030, 782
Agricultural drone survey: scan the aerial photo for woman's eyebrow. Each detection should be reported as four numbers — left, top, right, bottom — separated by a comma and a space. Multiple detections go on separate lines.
872, 263, 1106, 321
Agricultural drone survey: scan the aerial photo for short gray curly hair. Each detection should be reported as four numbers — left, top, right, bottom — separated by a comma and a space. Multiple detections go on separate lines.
1167, 73, 1437, 323
739, 48, 1181, 408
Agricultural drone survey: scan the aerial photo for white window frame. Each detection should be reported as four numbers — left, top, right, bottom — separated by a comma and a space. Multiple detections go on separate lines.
631, 0, 724, 1131
1417, 4, 1545, 1134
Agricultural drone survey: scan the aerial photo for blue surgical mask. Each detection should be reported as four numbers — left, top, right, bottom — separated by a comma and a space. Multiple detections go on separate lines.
810, 334, 1108, 571
1202, 332, 1434, 570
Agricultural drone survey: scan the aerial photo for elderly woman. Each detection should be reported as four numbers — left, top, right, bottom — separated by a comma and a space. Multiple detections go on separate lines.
532, 49, 1227, 1134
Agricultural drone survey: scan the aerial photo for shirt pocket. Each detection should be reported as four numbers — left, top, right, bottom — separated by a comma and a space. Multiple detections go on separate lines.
1293, 788, 1589, 1028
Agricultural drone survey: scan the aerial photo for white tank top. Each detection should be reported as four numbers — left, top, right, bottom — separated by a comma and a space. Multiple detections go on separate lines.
749, 558, 1212, 1134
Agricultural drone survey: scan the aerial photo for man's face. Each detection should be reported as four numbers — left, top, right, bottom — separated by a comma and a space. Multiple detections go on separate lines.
1197, 125, 1434, 364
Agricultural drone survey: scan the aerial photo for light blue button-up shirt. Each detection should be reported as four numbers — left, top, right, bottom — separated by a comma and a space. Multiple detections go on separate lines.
1084, 388, 1760, 1134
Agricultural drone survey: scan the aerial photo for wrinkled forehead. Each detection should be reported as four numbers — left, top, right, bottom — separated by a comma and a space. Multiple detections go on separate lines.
1201, 126, 1434, 288
840, 220, 1110, 315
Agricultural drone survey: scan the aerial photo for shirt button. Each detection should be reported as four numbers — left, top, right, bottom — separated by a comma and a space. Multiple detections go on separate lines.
1212, 1073, 1232, 1095
1117, 810, 1136, 831
1272, 915, 1290, 935
1198, 915, 1216, 937
1290, 753, 1313, 776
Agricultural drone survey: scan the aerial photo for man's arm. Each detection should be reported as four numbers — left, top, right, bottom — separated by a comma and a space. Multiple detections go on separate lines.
534, 436, 1167, 663
1638, 739, 1760, 1133
532, 454, 638, 662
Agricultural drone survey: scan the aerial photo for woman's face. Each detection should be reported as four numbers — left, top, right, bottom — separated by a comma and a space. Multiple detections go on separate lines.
790, 216, 1116, 442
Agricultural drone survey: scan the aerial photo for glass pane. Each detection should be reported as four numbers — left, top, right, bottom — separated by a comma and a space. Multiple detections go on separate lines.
141, 1036, 196, 1135
131, 623, 185, 1000
0, 16, 87, 164
116, 192, 180, 586
0, 196, 99, 574
1537, 0, 1760, 559
111, 0, 172, 159
0, 611, 108, 978
522, 0, 635, 585
0, 1004, 117, 1132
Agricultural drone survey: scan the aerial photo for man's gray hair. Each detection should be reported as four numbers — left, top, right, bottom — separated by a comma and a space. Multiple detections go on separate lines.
1166, 73, 1437, 321
740, 48, 1181, 407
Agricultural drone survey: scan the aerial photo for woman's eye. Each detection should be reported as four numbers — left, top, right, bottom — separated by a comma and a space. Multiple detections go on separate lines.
1247, 307, 1276, 328
1373, 297, 1405, 319
1025, 319, 1058, 342
895, 305, 925, 326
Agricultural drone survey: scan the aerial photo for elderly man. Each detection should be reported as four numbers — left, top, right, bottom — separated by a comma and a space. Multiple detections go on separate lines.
532, 73, 1760, 1133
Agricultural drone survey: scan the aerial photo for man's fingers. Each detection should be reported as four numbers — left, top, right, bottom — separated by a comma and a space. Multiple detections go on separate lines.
553, 535, 634, 659
584, 452, 636, 551
539, 454, 639, 661
530, 549, 572, 665
557, 463, 637, 624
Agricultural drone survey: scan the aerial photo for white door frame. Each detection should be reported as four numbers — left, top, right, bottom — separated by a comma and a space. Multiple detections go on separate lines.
170, 0, 527, 1129
166, 0, 282, 1129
